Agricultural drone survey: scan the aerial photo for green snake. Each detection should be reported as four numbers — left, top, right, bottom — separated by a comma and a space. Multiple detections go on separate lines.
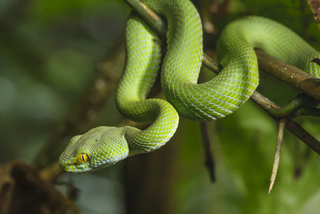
59, 0, 320, 173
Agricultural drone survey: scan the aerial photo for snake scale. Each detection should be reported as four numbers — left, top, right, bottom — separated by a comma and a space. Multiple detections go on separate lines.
59, 0, 320, 173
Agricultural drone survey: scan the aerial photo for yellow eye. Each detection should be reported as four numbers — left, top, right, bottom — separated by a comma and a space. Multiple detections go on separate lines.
77, 153, 89, 163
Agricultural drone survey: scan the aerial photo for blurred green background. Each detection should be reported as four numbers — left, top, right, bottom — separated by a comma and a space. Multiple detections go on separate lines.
2, 0, 320, 213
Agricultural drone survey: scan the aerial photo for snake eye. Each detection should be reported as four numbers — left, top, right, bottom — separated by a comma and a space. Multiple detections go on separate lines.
77, 153, 89, 164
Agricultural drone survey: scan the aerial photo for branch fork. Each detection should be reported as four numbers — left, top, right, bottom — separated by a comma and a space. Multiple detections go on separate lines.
123, 0, 320, 192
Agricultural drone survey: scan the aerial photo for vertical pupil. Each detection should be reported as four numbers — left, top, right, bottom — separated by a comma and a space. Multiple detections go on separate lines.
81, 154, 85, 162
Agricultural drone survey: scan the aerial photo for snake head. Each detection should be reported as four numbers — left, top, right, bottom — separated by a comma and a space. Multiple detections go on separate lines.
59, 126, 130, 173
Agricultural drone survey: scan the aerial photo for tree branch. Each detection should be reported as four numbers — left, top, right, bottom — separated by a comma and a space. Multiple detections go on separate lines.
256, 50, 320, 101
250, 92, 320, 155
123, 0, 320, 156
308, 0, 320, 25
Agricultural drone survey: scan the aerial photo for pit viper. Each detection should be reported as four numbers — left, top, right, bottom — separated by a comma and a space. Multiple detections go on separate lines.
59, 0, 320, 173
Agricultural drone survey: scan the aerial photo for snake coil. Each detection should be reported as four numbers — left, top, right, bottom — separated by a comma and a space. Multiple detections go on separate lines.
59, 0, 320, 173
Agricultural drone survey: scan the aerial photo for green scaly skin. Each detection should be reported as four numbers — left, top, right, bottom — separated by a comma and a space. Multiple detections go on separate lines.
59, 0, 320, 173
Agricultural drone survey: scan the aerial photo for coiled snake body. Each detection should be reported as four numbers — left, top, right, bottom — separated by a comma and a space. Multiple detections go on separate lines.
59, 0, 320, 173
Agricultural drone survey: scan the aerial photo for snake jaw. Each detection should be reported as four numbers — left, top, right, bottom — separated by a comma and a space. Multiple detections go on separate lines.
59, 154, 126, 173
59, 147, 118, 173
59, 157, 92, 173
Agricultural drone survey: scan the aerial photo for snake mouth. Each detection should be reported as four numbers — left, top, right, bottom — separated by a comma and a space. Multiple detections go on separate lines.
59, 158, 116, 173
59, 161, 91, 173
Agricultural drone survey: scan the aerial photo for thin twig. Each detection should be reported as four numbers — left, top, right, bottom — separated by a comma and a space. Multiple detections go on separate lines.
269, 94, 320, 118
200, 122, 216, 182
250, 92, 320, 155
268, 118, 287, 194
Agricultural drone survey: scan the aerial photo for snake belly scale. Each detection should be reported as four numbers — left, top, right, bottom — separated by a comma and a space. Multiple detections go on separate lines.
59, 0, 320, 173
